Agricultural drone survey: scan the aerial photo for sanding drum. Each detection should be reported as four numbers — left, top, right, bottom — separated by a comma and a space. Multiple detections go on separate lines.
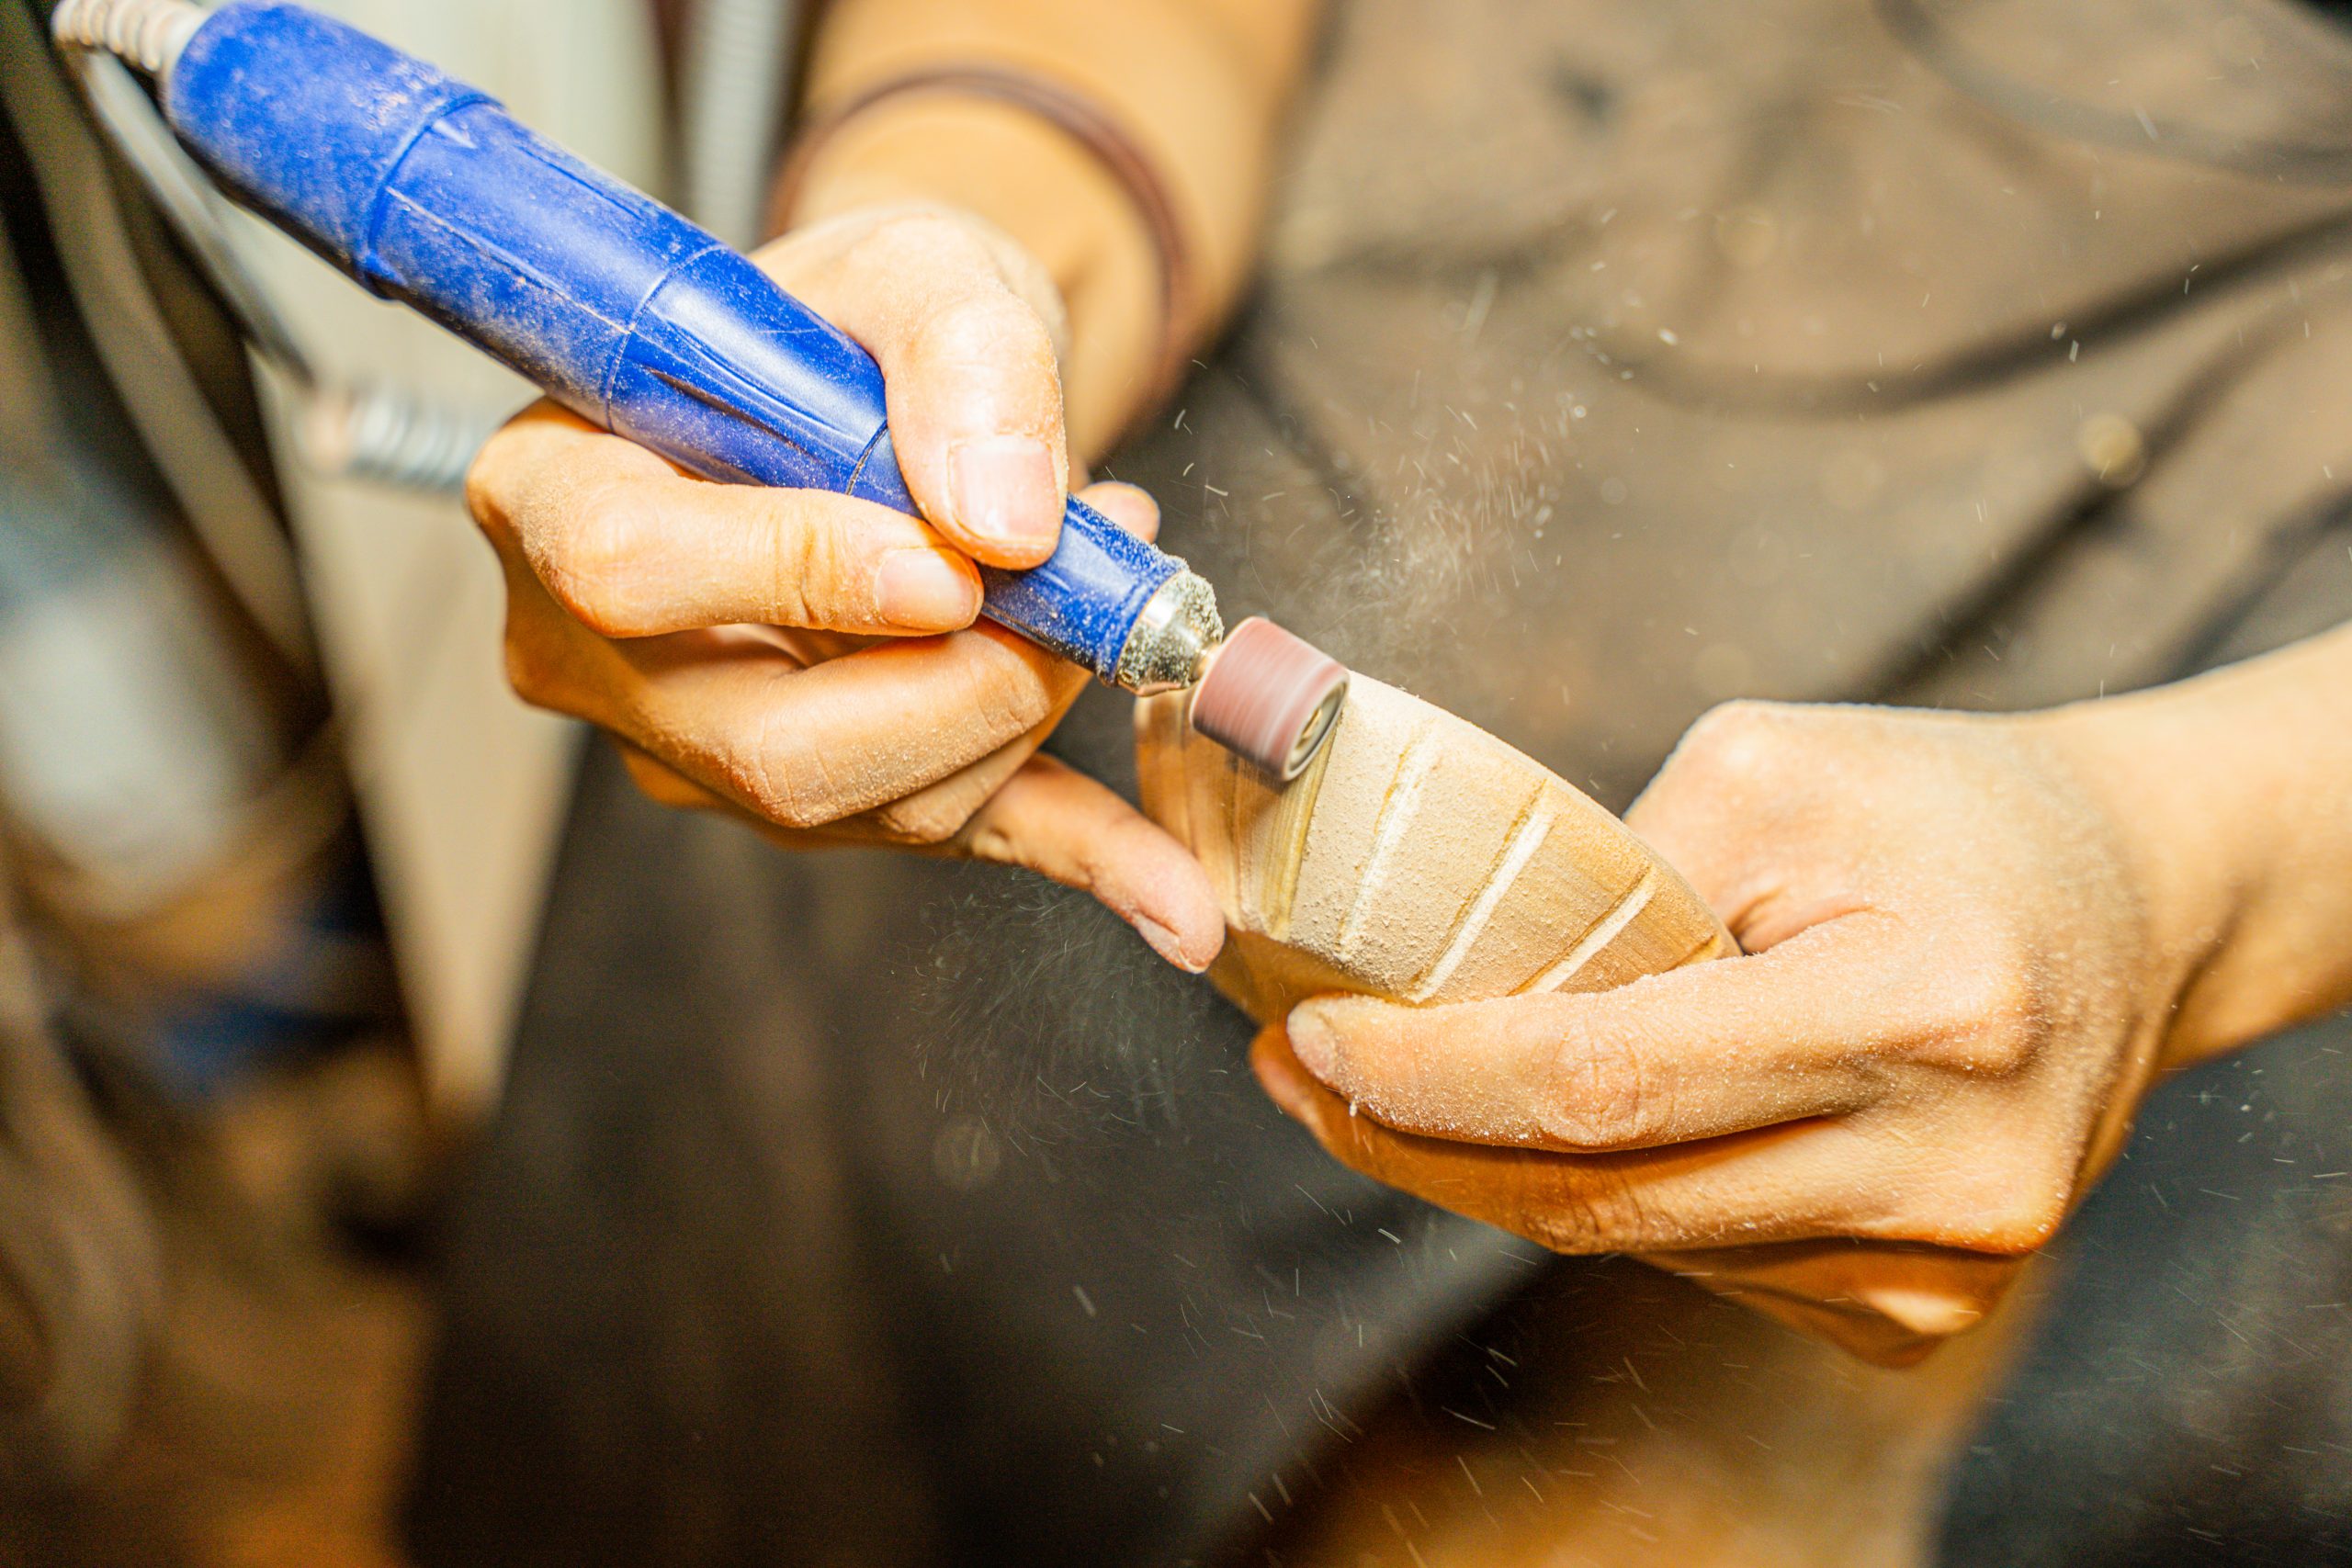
1189, 618, 1351, 783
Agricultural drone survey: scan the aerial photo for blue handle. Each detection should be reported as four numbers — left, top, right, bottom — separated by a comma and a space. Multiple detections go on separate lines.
163, 1, 1180, 681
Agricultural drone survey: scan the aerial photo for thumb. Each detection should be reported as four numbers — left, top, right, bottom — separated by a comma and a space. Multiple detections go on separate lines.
955, 753, 1224, 973
781, 206, 1072, 569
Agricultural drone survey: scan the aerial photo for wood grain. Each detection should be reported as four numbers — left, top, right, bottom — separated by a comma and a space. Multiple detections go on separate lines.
1136, 672, 1733, 1022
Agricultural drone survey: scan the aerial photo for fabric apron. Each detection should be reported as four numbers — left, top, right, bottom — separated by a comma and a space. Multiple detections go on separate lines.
410, 1, 2352, 1562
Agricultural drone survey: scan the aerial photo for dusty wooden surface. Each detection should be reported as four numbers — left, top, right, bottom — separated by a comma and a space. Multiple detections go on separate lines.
1137, 674, 1732, 1022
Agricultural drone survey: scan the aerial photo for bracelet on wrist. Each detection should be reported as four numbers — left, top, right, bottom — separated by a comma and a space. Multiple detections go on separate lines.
772, 65, 1196, 415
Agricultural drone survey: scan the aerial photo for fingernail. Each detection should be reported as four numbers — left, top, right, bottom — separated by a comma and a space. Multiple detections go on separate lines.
950, 435, 1059, 550
1287, 1004, 1337, 1078
875, 548, 976, 629
1133, 916, 1204, 973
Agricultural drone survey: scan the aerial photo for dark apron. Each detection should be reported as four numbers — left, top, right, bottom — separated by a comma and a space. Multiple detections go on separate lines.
409, 2, 2352, 1562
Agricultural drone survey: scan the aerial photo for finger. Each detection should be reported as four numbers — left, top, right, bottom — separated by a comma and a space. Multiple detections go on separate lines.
560, 482, 1165, 832
785, 207, 1072, 567
1283, 917, 1906, 1152
1065, 479, 1160, 543
951, 755, 1224, 972
1252, 1023, 1901, 1253
610, 621, 1085, 828
616, 695, 1091, 860
1638, 1242, 2027, 1365
618, 683, 1219, 972
906, 482, 1196, 961
616, 710, 1068, 852
1259, 1022, 2053, 1257
851, 481, 1158, 838
617, 736, 947, 854
515, 600, 1035, 840
862, 670, 1089, 842
1675, 1280, 1950, 1367
1623, 700, 1890, 952
474, 407, 981, 637
620, 731, 1223, 974
616, 741, 732, 811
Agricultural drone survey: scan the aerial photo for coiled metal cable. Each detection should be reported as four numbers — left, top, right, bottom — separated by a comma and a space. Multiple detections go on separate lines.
48, 0, 203, 76
53, 0, 504, 495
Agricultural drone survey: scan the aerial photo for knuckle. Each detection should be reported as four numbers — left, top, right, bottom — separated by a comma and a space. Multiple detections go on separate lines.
1529, 1173, 1645, 1254
1540, 1021, 1660, 1150
461, 449, 504, 534
1674, 699, 1794, 784
737, 761, 832, 830
501, 635, 560, 711
1910, 1150, 2073, 1257
911, 288, 1055, 384
463, 417, 545, 536
872, 795, 972, 845
735, 705, 848, 830
864, 203, 982, 259
540, 493, 652, 637
1910, 950, 2043, 1076
770, 508, 854, 627
841, 209, 993, 307
946, 648, 1057, 747
1963, 1178, 2071, 1257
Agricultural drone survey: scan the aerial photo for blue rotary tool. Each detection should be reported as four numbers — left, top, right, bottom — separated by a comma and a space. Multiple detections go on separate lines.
52, 0, 1349, 780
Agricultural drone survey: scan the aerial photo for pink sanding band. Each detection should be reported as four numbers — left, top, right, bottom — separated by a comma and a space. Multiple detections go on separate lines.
1190, 617, 1350, 780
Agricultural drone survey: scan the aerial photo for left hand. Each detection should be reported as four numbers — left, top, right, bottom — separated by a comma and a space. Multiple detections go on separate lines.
1254, 698, 2197, 1365
471, 205, 1224, 973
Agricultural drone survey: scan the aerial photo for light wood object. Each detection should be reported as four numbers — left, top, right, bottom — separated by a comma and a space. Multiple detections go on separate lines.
1135, 673, 1734, 1022
1140, 679, 2021, 1568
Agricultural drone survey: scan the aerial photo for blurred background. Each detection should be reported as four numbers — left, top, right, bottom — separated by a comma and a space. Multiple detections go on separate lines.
1, 0, 647, 1557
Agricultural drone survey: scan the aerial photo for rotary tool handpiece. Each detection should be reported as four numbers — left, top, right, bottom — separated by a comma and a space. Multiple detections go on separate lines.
65, 0, 1348, 776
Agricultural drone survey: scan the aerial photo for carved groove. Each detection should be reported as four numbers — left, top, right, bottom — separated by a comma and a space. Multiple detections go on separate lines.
1335, 726, 1440, 959
1520, 868, 1659, 996
1408, 789, 1552, 1001
1261, 725, 1335, 941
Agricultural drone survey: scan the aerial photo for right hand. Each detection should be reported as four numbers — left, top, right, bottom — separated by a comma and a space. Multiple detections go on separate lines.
1254, 626, 2352, 1365
1257, 698, 2175, 1364
466, 203, 1222, 971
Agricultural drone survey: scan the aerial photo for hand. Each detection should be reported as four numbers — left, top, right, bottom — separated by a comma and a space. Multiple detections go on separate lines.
467, 203, 1222, 971
1254, 698, 2199, 1364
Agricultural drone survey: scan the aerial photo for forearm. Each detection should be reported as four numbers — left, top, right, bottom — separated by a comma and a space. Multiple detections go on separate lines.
783, 0, 1317, 458
2037, 621, 2352, 1066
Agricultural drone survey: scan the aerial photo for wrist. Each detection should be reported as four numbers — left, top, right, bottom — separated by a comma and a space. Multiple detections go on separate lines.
2026, 696, 2253, 1068
776, 95, 1163, 463
2026, 628, 2352, 1066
